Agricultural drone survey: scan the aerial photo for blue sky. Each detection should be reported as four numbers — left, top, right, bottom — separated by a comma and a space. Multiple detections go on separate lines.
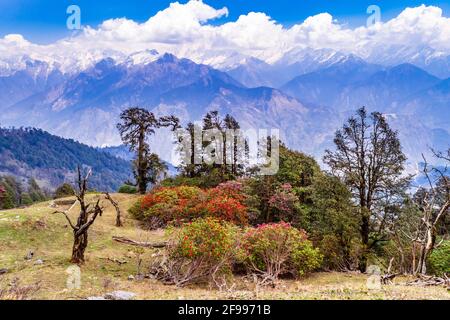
1, 0, 449, 43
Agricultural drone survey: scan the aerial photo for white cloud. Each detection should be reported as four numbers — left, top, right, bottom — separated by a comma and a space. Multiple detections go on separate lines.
1, 1, 449, 72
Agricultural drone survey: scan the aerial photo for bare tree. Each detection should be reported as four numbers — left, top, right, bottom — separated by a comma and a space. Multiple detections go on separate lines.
55, 167, 103, 264
410, 152, 449, 274
324, 107, 409, 272
388, 200, 422, 274
105, 192, 122, 227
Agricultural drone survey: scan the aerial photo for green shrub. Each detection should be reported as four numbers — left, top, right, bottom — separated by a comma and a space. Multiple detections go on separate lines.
128, 197, 144, 220
118, 184, 138, 194
239, 222, 322, 282
54, 183, 75, 199
318, 235, 360, 271
171, 218, 238, 262
153, 218, 239, 286
20, 193, 33, 206
291, 239, 324, 276
428, 240, 450, 276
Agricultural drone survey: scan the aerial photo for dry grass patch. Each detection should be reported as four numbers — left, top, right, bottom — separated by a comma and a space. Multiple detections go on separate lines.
0, 195, 448, 300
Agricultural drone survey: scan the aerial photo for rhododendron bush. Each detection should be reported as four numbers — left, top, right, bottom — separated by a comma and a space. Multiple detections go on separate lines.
129, 183, 249, 228
268, 184, 300, 223
150, 218, 239, 287
131, 182, 325, 286
239, 222, 322, 283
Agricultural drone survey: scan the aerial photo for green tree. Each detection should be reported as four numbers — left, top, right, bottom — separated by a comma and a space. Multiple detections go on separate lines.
309, 174, 359, 270
0, 176, 22, 208
117, 107, 179, 194
324, 107, 409, 272
248, 144, 319, 224
21, 193, 33, 206
202, 111, 245, 178
176, 111, 245, 184
0, 185, 5, 206
28, 178, 46, 202
428, 240, 450, 276
0, 183, 15, 209
248, 144, 360, 270
6, 176, 22, 203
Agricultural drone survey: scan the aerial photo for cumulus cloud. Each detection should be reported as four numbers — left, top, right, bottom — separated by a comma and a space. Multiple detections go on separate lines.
0, 1, 449, 71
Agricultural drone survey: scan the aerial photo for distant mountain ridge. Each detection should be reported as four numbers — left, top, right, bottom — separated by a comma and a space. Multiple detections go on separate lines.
0, 127, 132, 191
281, 56, 384, 107
0, 59, 65, 109
227, 49, 353, 88
0, 51, 448, 174
282, 62, 443, 113
0, 53, 337, 161
281, 59, 449, 168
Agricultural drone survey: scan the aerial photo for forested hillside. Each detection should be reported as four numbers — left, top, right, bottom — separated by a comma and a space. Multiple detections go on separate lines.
0, 127, 132, 191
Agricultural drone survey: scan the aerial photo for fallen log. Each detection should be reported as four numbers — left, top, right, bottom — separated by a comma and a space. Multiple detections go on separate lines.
406, 274, 449, 287
112, 236, 167, 249
99, 257, 128, 265
381, 273, 398, 285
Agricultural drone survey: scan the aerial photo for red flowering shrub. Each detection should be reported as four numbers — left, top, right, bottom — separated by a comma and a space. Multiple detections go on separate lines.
154, 218, 239, 286
239, 222, 322, 283
129, 184, 249, 229
204, 195, 248, 226
213, 181, 246, 201
268, 184, 300, 223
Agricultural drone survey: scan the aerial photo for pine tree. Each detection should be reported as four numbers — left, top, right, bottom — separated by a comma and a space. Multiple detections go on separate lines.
28, 178, 46, 202
117, 107, 179, 194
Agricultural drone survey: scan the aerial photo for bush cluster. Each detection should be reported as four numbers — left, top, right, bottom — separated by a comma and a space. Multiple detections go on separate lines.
129, 183, 248, 229
132, 181, 324, 287
239, 222, 322, 281
428, 240, 450, 276
155, 219, 322, 287
161, 218, 239, 286
118, 184, 138, 194
54, 183, 75, 199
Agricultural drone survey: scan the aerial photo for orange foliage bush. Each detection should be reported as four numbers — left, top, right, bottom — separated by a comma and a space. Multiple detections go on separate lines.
130, 182, 249, 229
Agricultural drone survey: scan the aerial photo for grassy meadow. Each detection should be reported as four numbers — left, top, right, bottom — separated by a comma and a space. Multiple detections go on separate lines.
0, 195, 448, 300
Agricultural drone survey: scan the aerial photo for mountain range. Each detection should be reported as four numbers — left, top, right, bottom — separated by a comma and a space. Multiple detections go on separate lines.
0, 49, 448, 176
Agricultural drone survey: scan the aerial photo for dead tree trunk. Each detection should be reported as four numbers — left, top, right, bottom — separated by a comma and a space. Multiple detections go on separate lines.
416, 205, 448, 274
414, 154, 449, 275
55, 168, 103, 264
105, 192, 122, 227
72, 232, 88, 264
